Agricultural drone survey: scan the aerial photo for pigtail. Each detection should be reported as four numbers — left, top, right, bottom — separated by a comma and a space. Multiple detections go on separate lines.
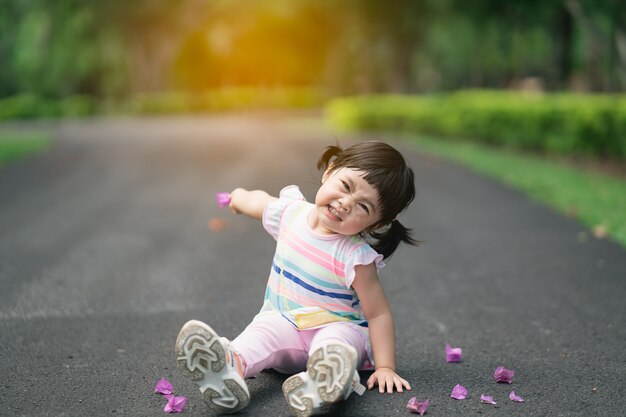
317, 144, 343, 171
367, 220, 420, 260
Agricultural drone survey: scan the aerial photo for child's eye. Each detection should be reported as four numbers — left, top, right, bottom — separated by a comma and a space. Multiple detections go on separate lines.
359, 203, 370, 214
341, 180, 350, 191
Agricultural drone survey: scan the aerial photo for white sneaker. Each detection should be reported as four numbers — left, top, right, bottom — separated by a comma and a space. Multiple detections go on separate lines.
282, 343, 365, 417
175, 320, 250, 414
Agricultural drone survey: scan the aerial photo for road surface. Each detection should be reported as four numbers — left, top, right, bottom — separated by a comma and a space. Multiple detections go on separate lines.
0, 114, 624, 416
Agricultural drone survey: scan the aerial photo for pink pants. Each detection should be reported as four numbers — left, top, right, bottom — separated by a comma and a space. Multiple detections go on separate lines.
230, 312, 371, 379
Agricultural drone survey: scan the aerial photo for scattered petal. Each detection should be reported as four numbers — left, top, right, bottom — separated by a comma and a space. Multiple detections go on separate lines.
445, 344, 462, 363
208, 218, 228, 231
216, 192, 231, 209
480, 394, 497, 405
407, 397, 429, 415
493, 366, 515, 383
164, 395, 187, 413
509, 390, 525, 402
155, 378, 173, 395
450, 384, 467, 400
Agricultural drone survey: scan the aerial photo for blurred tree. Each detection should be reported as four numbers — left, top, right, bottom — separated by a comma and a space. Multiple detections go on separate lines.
450, 0, 625, 91
0, 0, 21, 96
354, 0, 427, 92
564, 0, 626, 91
1, 0, 129, 98
0, 0, 623, 99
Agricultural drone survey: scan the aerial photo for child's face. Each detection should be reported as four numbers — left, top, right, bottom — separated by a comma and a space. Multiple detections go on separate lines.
311, 167, 381, 236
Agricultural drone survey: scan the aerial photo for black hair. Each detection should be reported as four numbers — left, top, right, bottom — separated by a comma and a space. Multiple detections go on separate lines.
317, 141, 419, 259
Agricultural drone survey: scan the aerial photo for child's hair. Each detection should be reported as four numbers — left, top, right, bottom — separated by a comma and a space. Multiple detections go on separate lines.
317, 141, 419, 259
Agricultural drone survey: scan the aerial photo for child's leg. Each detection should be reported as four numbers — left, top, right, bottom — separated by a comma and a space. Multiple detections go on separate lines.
175, 320, 249, 414
282, 323, 368, 417
230, 312, 309, 378
307, 322, 370, 369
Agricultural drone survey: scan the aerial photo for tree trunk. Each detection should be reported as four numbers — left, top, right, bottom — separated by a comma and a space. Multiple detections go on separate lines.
609, 0, 626, 91
554, 4, 573, 90
564, 0, 606, 91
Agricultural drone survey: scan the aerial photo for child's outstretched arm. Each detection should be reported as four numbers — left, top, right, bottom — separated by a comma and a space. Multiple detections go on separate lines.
351, 263, 412, 394
229, 188, 277, 220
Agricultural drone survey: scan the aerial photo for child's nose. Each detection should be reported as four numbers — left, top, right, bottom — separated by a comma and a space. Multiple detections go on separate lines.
338, 196, 352, 212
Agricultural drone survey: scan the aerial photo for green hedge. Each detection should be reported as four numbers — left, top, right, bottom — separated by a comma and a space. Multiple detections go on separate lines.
0, 94, 97, 119
326, 90, 626, 158
0, 88, 325, 121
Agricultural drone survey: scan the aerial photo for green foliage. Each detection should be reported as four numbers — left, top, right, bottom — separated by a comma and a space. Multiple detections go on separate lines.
0, 87, 323, 120
1, 0, 128, 98
0, 133, 50, 165
1, 1, 623, 103
0, 94, 97, 119
326, 91, 626, 158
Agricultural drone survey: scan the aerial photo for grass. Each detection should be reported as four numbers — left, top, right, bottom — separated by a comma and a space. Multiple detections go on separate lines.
404, 134, 626, 248
0, 132, 50, 166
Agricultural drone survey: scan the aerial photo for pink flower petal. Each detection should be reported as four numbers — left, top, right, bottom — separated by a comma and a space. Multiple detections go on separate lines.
216, 192, 231, 209
155, 378, 173, 395
450, 384, 467, 400
480, 394, 497, 405
164, 395, 187, 413
407, 397, 430, 415
445, 344, 462, 363
509, 390, 525, 402
493, 366, 515, 383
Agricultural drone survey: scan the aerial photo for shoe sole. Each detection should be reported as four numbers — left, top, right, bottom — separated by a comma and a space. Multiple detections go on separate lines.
175, 320, 249, 414
283, 343, 357, 417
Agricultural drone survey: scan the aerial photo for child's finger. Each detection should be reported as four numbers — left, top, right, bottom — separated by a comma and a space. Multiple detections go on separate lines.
381, 377, 393, 394
394, 377, 404, 392
400, 377, 412, 390
378, 378, 386, 393
367, 374, 378, 390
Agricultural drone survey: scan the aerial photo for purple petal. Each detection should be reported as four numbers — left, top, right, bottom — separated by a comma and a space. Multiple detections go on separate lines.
509, 390, 525, 402
407, 397, 430, 415
216, 192, 231, 209
445, 344, 462, 363
493, 366, 515, 383
480, 394, 497, 405
155, 378, 173, 395
164, 395, 187, 413
450, 384, 467, 400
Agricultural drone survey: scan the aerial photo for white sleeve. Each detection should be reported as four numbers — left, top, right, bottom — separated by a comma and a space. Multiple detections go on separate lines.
344, 244, 385, 288
262, 185, 305, 240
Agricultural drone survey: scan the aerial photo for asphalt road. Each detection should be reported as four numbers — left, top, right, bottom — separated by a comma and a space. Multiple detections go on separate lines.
0, 115, 624, 416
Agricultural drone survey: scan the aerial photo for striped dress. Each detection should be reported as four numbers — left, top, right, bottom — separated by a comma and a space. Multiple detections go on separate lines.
258, 185, 384, 331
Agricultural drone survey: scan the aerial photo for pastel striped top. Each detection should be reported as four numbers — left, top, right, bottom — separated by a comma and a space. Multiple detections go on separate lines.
258, 185, 384, 330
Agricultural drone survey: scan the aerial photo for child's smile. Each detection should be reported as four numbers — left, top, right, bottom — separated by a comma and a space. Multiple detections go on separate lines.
309, 168, 381, 236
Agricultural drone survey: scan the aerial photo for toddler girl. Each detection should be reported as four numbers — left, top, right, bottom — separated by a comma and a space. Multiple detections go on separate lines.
175, 141, 417, 416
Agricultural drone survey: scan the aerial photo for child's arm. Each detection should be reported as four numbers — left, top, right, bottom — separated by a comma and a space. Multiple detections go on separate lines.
229, 188, 278, 220
351, 263, 412, 393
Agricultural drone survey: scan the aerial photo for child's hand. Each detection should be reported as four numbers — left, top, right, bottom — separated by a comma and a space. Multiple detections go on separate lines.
367, 367, 412, 393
